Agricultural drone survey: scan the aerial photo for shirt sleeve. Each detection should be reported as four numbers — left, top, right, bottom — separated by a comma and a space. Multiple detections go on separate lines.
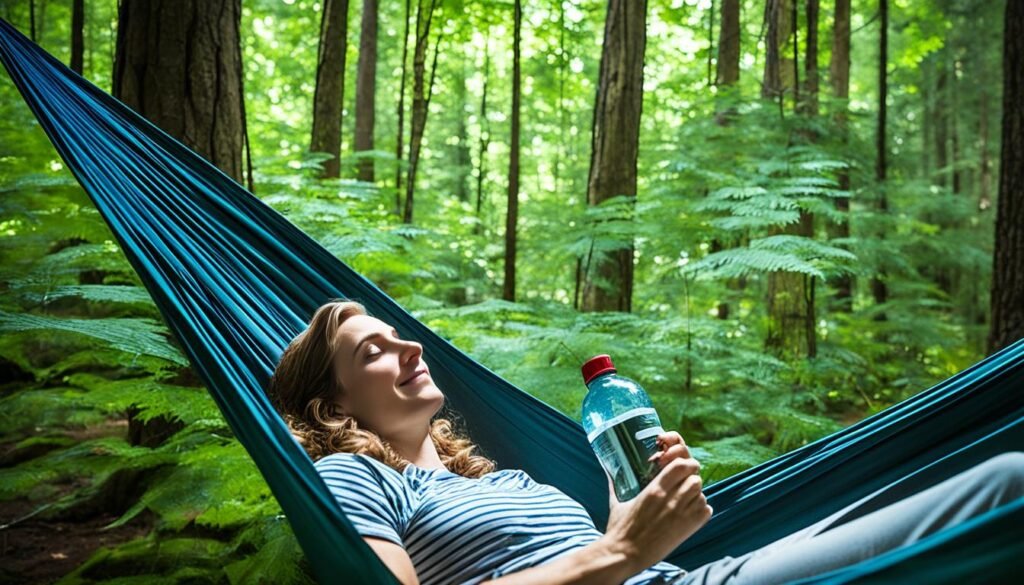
315, 453, 415, 547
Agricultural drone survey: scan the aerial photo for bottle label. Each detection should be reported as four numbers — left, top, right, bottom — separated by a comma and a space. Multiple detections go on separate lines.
587, 407, 664, 501
586, 407, 662, 442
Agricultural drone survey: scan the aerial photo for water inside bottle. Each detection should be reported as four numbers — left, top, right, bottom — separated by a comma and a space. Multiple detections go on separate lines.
587, 407, 663, 501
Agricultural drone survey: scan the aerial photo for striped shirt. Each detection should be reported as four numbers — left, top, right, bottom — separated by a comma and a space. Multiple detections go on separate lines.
315, 452, 687, 585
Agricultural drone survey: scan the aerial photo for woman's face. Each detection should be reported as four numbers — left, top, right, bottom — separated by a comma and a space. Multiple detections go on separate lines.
332, 315, 444, 439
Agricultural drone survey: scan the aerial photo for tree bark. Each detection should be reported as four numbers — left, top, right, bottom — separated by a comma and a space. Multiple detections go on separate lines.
354, 0, 378, 183
762, 0, 813, 357
474, 33, 491, 237
827, 0, 852, 310
870, 0, 888, 315
394, 0, 412, 215
711, 0, 741, 320
715, 0, 740, 87
934, 55, 949, 188
71, 0, 84, 74
311, 0, 350, 179
799, 0, 819, 116
581, 0, 648, 313
113, 0, 246, 183
762, 0, 794, 106
113, 0, 246, 443
988, 0, 1024, 353
453, 64, 471, 203
402, 0, 440, 224
707, 0, 715, 87
503, 0, 521, 302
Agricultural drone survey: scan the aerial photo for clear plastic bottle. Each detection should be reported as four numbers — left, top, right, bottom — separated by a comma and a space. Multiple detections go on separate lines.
581, 354, 665, 502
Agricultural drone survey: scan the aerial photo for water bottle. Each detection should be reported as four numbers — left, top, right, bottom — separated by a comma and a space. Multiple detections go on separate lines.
581, 354, 665, 502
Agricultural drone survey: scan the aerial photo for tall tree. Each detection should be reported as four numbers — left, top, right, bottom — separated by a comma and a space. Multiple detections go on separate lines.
503, 0, 522, 302
827, 0, 852, 310
114, 0, 246, 183
474, 32, 491, 237
311, 0, 351, 179
452, 64, 471, 202
988, 0, 1024, 353
762, 0, 794, 106
354, 0, 378, 183
871, 0, 889, 315
763, 0, 814, 357
799, 0, 819, 116
113, 0, 246, 443
712, 0, 741, 320
581, 0, 648, 313
715, 0, 740, 87
71, 0, 84, 74
585, 0, 647, 313
395, 0, 412, 213
402, 0, 441, 224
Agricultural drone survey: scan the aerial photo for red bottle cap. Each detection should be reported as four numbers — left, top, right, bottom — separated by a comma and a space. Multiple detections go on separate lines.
582, 354, 617, 385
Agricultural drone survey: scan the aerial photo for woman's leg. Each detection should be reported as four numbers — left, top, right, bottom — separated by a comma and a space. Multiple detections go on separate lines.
677, 451, 1024, 585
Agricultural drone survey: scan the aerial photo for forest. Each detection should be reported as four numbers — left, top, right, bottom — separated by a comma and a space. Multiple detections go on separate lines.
0, 0, 1022, 582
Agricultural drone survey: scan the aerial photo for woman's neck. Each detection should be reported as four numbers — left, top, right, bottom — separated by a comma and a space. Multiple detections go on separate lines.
388, 429, 448, 472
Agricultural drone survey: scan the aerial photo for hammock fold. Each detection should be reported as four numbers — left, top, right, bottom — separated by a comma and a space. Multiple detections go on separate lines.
1, 18, 1021, 584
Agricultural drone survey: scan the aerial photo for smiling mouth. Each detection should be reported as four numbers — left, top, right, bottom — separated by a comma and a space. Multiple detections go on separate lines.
399, 368, 428, 386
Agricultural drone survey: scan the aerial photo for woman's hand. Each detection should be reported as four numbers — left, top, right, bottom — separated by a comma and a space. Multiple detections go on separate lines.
600, 450, 712, 576
648, 431, 691, 470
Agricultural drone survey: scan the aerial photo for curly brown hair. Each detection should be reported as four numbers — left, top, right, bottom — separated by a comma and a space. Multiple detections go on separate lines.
266, 299, 496, 478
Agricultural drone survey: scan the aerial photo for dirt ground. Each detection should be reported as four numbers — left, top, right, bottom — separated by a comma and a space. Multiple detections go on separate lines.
0, 497, 152, 585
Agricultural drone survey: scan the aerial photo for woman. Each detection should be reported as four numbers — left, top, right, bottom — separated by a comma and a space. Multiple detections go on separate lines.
267, 300, 1024, 585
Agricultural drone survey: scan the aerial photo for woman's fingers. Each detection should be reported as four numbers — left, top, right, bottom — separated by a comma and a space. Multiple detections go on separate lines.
649, 443, 697, 469
655, 431, 691, 459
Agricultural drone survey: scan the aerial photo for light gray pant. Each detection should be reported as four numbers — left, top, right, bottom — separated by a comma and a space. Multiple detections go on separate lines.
672, 451, 1024, 585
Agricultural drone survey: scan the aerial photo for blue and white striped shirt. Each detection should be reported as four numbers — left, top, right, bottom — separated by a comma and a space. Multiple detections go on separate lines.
315, 452, 687, 584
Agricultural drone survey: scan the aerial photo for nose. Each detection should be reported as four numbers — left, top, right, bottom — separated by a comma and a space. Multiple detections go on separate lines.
400, 337, 423, 364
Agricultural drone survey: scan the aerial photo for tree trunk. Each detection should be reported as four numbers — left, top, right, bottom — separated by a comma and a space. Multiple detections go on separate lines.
503, 0, 521, 302
763, 0, 813, 357
474, 33, 491, 237
870, 0, 889, 315
979, 85, 993, 211
310, 0, 350, 179
581, 0, 648, 313
988, 0, 1024, 354
799, 0, 819, 116
951, 57, 962, 195
934, 55, 949, 187
114, 0, 246, 183
453, 65, 471, 203
711, 0, 741, 320
70, 0, 84, 74
402, 0, 441, 224
827, 0, 852, 310
354, 0, 378, 183
715, 0, 740, 87
113, 0, 245, 444
762, 0, 794, 106
394, 0, 412, 213
707, 0, 715, 87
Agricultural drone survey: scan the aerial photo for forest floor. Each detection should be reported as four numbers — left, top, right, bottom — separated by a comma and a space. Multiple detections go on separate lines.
0, 419, 154, 584
0, 497, 151, 584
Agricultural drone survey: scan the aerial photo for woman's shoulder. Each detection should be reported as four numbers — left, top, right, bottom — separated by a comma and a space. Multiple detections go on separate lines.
314, 452, 401, 480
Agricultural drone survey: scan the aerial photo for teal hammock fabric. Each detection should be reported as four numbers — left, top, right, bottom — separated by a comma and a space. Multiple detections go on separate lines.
1, 18, 1022, 584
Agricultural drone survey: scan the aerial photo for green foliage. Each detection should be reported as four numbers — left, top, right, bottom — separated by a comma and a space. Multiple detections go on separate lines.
0, 0, 1004, 582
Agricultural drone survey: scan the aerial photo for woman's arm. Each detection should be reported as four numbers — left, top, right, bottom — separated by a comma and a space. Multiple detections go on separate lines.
479, 535, 638, 585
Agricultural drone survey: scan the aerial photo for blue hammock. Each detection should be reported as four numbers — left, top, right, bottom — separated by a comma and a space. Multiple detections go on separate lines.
1, 18, 1021, 585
